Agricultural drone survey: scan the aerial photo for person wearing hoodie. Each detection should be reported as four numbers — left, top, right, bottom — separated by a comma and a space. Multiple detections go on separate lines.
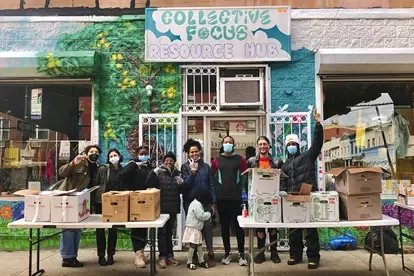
246, 136, 283, 264
94, 148, 123, 266
146, 152, 182, 269
181, 139, 216, 267
211, 135, 248, 266
119, 146, 151, 268
280, 108, 323, 270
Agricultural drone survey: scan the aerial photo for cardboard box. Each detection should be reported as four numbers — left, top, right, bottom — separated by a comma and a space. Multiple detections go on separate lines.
244, 168, 281, 196
329, 167, 383, 195
248, 195, 281, 223
339, 193, 382, 221
51, 187, 98, 223
310, 191, 340, 222
282, 184, 312, 223
397, 184, 414, 205
24, 192, 52, 222
130, 189, 160, 221
102, 191, 130, 222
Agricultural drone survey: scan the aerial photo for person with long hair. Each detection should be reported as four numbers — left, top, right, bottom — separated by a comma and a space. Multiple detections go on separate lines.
94, 148, 123, 266
181, 139, 216, 267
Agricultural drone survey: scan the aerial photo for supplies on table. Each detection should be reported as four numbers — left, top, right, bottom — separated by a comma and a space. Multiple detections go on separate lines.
51, 186, 99, 223
243, 168, 281, 223
102, 191, 130, 222
329, 167, 383, 195
310, 191, 340, 222
130, 188, 160, 221
282, 183, 312, 223
397, 182, 414, 206
13, 190, 55, 222
338, 193, 382, 221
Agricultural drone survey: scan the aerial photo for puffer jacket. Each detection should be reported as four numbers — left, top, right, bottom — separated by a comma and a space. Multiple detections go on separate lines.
280, 122, 324, 193
246, 154, 283, 169
146, 165, 182, 214
119, 160, 151, 191
181, 160, 216, 204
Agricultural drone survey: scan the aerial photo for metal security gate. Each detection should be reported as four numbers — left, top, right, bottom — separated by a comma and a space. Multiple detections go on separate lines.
139, 113, 183, 251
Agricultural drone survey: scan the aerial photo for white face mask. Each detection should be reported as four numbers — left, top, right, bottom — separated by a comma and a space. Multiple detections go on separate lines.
109, 156, 120, 164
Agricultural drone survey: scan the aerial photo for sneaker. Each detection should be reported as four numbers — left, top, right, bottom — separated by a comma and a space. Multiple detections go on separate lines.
199, 262, 209, 268
238, 253, 248, 266
270, 250, 281, 264
167, 257, 180, 266
308, 261, 319, 269
187, 263, 196, 270
159, 259, 167, 269
254, 252, 265, 264
141, 250, 149, 264
62, 257, 84, 268
134, 251, 146, 268
221, 253, 232, 265
207, 254, 216, 267
287, 258, 302, 266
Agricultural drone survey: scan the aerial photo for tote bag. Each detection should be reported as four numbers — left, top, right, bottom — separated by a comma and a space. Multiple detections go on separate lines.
20, 142, 35, 168
3, 141, 20, 169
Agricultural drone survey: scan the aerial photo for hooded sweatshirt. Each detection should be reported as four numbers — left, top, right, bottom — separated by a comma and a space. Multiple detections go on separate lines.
211, 153, 247, 201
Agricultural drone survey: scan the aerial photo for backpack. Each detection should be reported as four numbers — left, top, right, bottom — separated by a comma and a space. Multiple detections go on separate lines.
364, 227, 400, 254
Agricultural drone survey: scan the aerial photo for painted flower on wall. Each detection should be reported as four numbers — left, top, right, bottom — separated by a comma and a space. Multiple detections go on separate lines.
12, 201, 24, 221
0, 205, 12, 221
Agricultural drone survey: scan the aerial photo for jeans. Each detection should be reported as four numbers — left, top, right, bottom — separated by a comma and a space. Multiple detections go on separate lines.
60, 229, 82, 259
95, 203, 117, 257
184, 201, 213, 253
158, 214, 177, 259
131, 228, 147, 252
216, 199, 245, 254
289, 228, 320, 262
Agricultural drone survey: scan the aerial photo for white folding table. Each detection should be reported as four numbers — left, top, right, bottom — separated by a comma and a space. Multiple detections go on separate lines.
8, 214, 170, 276
395, 202, 414, 274
238, 215, 399, 276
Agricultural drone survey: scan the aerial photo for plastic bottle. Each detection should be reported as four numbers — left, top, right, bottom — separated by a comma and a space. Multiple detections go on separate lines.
242, 204, 248, 218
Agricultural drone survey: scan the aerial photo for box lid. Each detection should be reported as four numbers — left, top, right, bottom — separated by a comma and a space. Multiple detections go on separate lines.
132, 188, 160, 194
102, 191, 130, 197
328, 167, 383, 176
242, 167, 281, 176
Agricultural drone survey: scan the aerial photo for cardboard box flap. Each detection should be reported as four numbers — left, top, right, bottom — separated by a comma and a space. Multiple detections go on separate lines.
132, 188, 160, 194
284, 194, 310, 202
299, 183, 313, 195
102, 191, 130, 196
327, 168, 347, 176
347, 167, 383, 174
48, 189, 77, 196
242, 168, 281, 176
13, 190, 41, 196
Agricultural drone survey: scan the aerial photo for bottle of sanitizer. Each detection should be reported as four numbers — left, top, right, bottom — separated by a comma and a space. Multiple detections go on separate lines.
242, 204, 248, 218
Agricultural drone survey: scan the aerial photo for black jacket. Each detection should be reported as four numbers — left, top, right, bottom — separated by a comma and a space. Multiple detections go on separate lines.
280, 122, 324, 193
119, 160, 151, 191
246, 154, 283, 169
146, 165, 182, 214
94, 164, 123, 203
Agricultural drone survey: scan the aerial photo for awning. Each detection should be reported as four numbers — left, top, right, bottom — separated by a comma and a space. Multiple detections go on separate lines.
0, 51, 100, 78
316, 48, 414, 75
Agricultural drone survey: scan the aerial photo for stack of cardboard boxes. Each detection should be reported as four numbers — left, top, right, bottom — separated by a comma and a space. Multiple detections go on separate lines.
329, 167, 383, 221
397, 182, 414, 206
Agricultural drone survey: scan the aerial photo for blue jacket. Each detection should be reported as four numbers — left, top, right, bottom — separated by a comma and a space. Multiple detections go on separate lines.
181, 160, 216, 204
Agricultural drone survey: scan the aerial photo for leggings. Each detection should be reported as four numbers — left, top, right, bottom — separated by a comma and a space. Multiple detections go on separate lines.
187, 243, 204, 264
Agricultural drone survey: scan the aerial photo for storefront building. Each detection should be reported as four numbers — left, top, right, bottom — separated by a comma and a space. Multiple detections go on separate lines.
1, 1, 414, 250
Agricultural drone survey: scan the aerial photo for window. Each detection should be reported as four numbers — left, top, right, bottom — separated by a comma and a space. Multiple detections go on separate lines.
0, 118, 10, 140
372, 138, 376, 147
29, 127, 49, 140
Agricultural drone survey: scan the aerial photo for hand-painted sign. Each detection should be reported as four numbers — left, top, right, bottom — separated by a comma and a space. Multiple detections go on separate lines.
145, 7, 291, 62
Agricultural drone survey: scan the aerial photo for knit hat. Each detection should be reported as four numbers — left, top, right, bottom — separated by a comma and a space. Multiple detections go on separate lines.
285, 134, 300, 146
163, 151, 177, 162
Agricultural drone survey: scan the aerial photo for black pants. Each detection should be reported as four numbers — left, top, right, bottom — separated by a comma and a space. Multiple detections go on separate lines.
131, 228, 148, 252
158, 213, 177, 259
257, 228, 278, 252
95, 203, 117, 257
289, 228, 320, 262
216, 199, 245, 254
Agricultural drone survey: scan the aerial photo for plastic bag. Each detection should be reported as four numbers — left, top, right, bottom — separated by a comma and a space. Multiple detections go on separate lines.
364, 227, 400, 254
330, 232, 357, 250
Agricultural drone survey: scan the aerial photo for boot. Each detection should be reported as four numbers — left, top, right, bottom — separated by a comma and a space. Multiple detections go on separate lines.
270, 233, 281, 263
134, 251, 146, 268
254, 237, 266, 264
98, 256, 107, 266
107, 255, 114, 265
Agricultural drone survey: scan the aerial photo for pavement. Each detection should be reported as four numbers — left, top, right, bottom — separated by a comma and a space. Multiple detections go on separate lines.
1, 249, 414, 276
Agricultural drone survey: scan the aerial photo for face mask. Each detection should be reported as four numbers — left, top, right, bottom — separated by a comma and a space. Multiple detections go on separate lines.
223, 143, 233, 153
138, 155, 149, 162
88, 153, 99, 162
109, 156, 120, 164
287, 145, 298, 155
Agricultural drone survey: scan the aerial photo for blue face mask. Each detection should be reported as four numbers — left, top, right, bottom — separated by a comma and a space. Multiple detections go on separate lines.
287, 145, 298, 155
138, 155, 149, 162
223, 143, 233, 153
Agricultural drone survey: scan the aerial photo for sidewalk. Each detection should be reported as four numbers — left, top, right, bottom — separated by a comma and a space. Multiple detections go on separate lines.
1, 249, 413, 276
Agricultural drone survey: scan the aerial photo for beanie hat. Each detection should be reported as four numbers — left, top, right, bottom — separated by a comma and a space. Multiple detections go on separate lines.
163, 151, 177, 162
285, 134, 300, 146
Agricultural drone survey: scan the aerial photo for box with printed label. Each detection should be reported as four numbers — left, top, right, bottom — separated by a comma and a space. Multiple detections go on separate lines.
130, 189, 160, 221
248, 195, 281, 223
13, 190, 58, 222
310, 191, 339, 222
339, 193, 382, 221
102, 191, 130, 222
51, 187, 98, 223
244, 168, 280, 196
328, 167, 383, 195
282, 184, 312, 223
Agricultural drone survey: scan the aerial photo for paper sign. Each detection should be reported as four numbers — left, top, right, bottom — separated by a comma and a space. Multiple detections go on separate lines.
31, 88, 42, 119
59, 141, 71, 161
78, 141, 92, 154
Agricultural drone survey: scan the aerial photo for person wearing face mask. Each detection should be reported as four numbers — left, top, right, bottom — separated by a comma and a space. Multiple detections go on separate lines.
94, 148, 123, 266
211, 135, 248, 266
181, 139, 216, 267
246, 136, 283, 264
146, 152, 182, 269
280, 108, 323, 270
119, 145, 152, 268
58, 145, 102, 268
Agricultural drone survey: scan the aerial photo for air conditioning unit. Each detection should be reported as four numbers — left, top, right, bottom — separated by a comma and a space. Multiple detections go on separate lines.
219, 77, 263, 108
